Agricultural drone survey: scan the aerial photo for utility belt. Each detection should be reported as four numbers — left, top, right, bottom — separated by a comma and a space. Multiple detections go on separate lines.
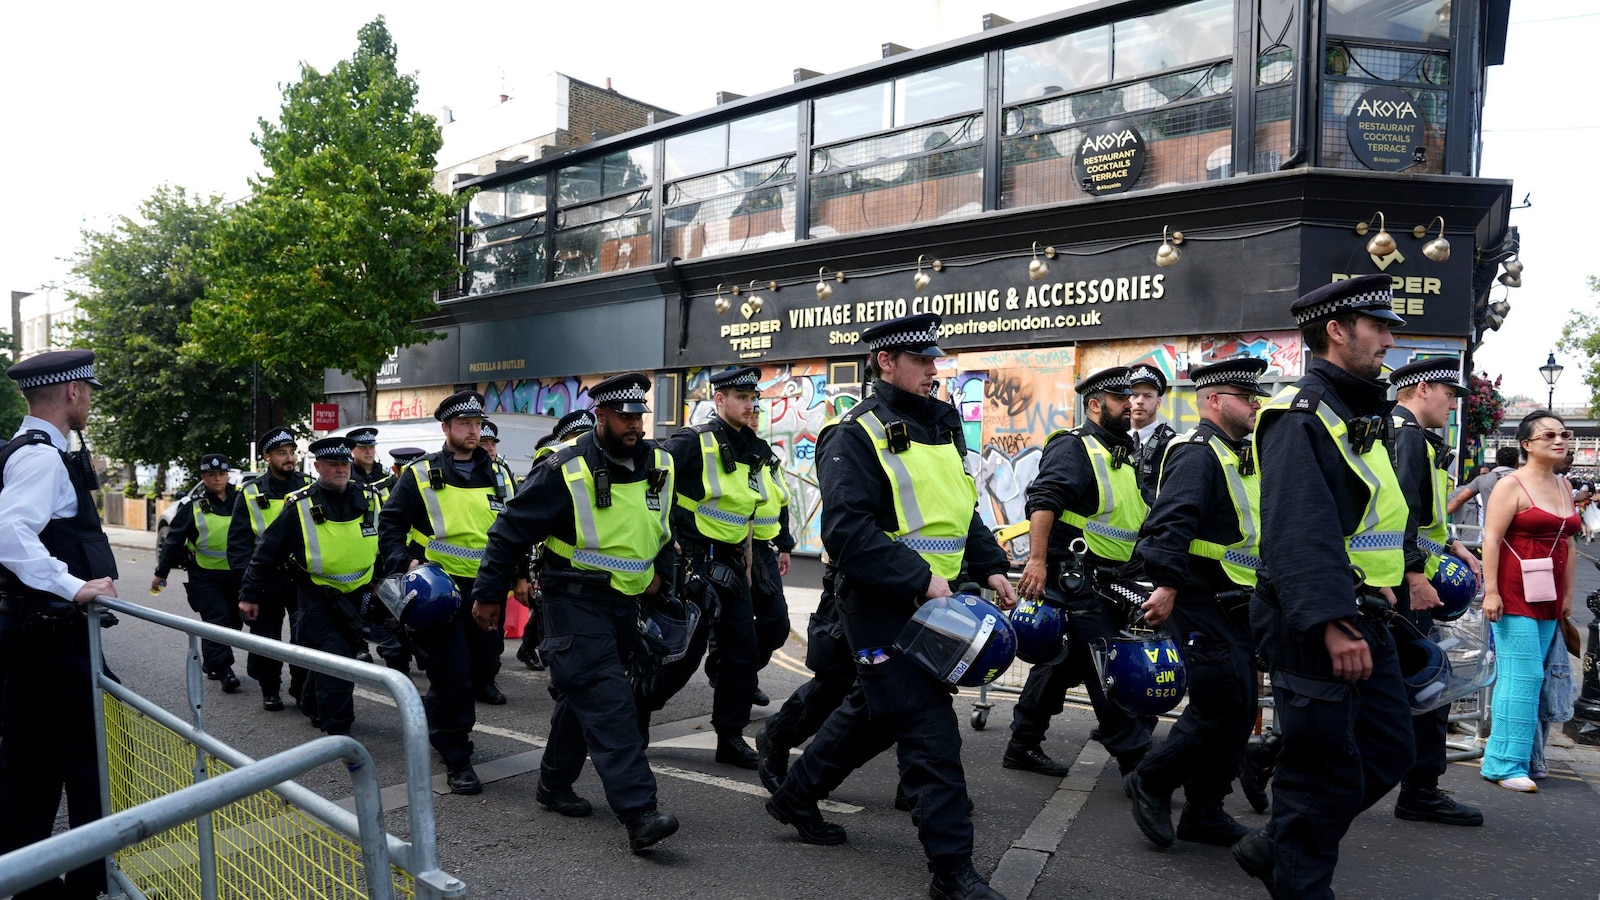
0, 591, 74, 617
0, 591, 108, 636
539, 563, 619, 598
1213, 588, 1254, 625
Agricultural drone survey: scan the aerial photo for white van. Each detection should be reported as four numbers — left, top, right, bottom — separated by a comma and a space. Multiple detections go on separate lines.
321, 414, 558, 481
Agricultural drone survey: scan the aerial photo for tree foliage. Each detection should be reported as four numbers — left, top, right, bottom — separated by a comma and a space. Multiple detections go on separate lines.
0, 338, 26, 437
183, 16, 460, 422
1559, 275, 1600, 410
68, 186, 274, 478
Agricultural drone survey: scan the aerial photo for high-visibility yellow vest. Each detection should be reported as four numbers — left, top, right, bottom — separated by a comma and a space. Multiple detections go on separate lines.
674, 426, 765, 544
290, 487, 378, 594
1046, 429, 1147, 563
186, 496, 233, 571
543, 447, 674, 595
1393, 416, 1452, 579
752, 460, 790, 542
843, 409, 976, 580
408, 458, 503, 579
1169, 429, 1263, 588
242, 475, 307, 545
1256, 386, 1407, 587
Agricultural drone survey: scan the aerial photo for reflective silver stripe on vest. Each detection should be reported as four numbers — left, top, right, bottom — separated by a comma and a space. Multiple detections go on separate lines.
563, 456, 601, 548
297, 499, 368, 582
192, 506, 226, 557
411, 460, 450, 538
897, 536, 968, 554
571, 549, 653, 573
1223, 549, 1264, 570
695, 503, 754, 526
1082, 519, 1140, 542
753, 515, 782, 527
1215, 434, 1261, 565
1417, 535, 1448, 556
426, 538, 485, 561
1349, 531, 1404, 551
1315, 405, 1383, 533
245, 484, 267, 538
195, 548, 227, 558
857, 413, 926, 534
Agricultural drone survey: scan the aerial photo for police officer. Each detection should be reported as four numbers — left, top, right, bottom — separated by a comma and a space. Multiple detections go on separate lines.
768, 314, 1015, 900
480, 419, 520, 496
642, 366, 775, 768
391, 446, 427, 474
0, 350, 119, 900
1232, 275, 1415, 899
1388, 356, 1484, 826
369, 446, 427, 676
745, 451, 794, 708
756, 555, 852, 792
241, 437, 379, 736
230, 426, 311, 712
1009, 366, 1152, 779
379, 390, 505, 794
515, 409, 597, 672
154, 453, 243, 693
348, 427, 385, 490
1125, 357, 1270, 850
1128, 363, 1177, 505
472, 373, 680, 851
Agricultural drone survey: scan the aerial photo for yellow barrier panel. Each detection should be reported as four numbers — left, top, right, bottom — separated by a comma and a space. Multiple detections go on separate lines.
103, 693, 415, 900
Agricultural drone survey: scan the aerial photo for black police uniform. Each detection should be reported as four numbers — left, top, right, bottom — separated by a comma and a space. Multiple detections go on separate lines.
228, 466, 311, 706
472, 428, 674, 832
1133, 421, 1177, 507
1009, 417, 1154, 771
0, 417, 118, 900
1248, 356, 1414, 898
775, 377, 1009, 878
241, 479, 378, 735
378, 445, 503, 777
157, 482, 244, 680
751, 493, 795, 672
1130, 419, 1258, 841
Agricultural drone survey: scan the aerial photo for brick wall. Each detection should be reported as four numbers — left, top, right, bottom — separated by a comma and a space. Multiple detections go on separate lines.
561, 77, 677, 148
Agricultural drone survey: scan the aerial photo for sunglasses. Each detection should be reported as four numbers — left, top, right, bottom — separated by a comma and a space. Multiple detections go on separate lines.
1211, 391, 1262, 406
1528, 429, 1574, 442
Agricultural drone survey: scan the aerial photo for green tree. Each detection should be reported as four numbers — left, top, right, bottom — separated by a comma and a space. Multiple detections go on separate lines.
69, 186, 275, 483
1559, 275, 1600, 410
184, 16, 461, 422
0, 337, 26, 437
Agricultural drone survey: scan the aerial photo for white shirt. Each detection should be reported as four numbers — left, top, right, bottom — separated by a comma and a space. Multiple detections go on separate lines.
0, 416, 85, 600
1133, 419, 1166, 450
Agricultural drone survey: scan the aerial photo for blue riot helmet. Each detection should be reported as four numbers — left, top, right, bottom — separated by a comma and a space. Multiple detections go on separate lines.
1091, 631, 1188, 717
1396, 619, 1495, 713
639, 593, 701, 665
1429, 555, 1478, 622
374, 562, 461, 630
1010, 598, 1070, 665
894, 593, 1018, 688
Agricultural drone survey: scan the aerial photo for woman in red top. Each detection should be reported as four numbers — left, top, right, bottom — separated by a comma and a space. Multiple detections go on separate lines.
1480, 412, 1580, 791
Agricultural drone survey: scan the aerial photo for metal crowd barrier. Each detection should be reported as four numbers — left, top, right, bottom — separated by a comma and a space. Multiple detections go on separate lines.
0, 596, 469, 900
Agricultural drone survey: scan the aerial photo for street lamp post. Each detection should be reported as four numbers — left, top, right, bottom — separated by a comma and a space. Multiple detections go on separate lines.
1539, 352, 1563, 410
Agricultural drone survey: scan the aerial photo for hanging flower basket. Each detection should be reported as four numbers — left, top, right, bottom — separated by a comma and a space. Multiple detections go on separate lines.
1464, 374, 1507, 441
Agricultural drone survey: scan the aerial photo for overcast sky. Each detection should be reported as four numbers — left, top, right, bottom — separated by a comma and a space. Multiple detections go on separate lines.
2, 0, 1594, 404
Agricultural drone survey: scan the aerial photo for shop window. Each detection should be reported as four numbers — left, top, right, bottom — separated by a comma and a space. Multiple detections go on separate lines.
553, 146, 655, 280
665, 156, 797, 260
462, 173, 547, 297
812, 57, 984, 146
1320, 42, 1449, 174
1327, 0, 1452, 46
808, 113, 985, 238
1112, 0, 1234, 82
1004, 26, 1111, 103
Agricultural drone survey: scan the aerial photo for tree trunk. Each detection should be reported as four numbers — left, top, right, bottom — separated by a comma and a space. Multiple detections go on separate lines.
364, 370, 379, 424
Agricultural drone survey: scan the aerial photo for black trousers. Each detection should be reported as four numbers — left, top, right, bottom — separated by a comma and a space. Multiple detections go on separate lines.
782, 654, 971, 871
455, 575, 503, 690
244, 572, 306, 699
751, 546, 790, 669
0, 608, 106, 899
1267, 618, 1414, 900
1136, 597, 1256, 806
409, 607, 478, 771
293, 590, 363, 735
646, 555, 758, 732
538, 587, 658, 818
1392, 592, 1449, 792
1010, 565, 1153, 760
184, 567, 241, 674
763, 609, 857, 752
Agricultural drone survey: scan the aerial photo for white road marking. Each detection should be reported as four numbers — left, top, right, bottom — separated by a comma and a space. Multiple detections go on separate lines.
651, 764, 862, 814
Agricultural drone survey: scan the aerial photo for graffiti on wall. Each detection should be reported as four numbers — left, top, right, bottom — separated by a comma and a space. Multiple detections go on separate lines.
480, 374, 607, 418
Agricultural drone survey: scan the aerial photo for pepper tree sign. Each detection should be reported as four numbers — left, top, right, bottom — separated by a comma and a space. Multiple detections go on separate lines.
1346, 86, 1426, 172
1074, 119, 1146, 195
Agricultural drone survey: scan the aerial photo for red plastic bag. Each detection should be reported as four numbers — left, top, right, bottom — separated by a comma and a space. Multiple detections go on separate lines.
503, 592, 529, 639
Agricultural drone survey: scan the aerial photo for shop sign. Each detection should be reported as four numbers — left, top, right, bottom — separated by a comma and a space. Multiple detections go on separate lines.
1074, 120, 1146, 195
1346, 86, 1425, 172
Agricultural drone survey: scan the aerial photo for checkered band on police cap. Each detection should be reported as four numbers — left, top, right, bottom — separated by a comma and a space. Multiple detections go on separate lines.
1074, 366, 1133, 397
554, 410, 596, 441
1191, 356, 1270, 394
390, 446, 426, 464
1389, 356, 1465, 391
1291, 274, 1404, 326
309, 437, 355, 460
479, 420, 499, 441
866, 319, 941, 353
591, 380, 648, 406
348, 427, 378, 445
258, 428, 295, 454
1126, 364, 1167, 394
710, 366, 761, 392
6, 349, 102, 390
434, 391, 486, 421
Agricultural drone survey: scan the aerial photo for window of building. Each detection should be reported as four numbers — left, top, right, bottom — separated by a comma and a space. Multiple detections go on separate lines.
554, 146, 655, 280
1004, 26, 1111, 103
1254, 0, 1299, 172
462, 173, 548, 296
1112, 0, 1234, 81
665, 157, 797, 260
1326, 0, 1452, 46
1320, 42, 1450, 174
665, 106, 798, 179
812, 57, 985, 146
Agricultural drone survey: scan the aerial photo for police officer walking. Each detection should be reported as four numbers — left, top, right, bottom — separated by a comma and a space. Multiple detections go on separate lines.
230, 427, 311, 712
1125, 357, 1270, 850
1233, 275, 1415, 899
1388, 356, 1484, 826
480, 419, 520, 497
240, 437, 380, 736
154, 453, 243, 694
1128, 363, 1177, 505
348, 427, 386, 491
379, 391, 506, 794
767, 315, 1015, 900
472, 373, 680, 851
514, 409, 596, 672
0, 349, 120, 900
747, 449, 794, 708
642, 366, 775, 768
1009, 366, 1152, 779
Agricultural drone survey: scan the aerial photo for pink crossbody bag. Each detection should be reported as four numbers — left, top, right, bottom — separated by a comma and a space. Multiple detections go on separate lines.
1501, 476, 1569, 603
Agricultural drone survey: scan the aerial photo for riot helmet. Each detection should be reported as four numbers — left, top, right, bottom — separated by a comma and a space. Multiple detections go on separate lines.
894, 593, 1018, 687
1429, 555, 1478, 622
1091, 630, 1188, 718
375, 562, 461, 630
639, 593, 701, 665
1396, 619, 1495, 713
1010, 598, 1070, 665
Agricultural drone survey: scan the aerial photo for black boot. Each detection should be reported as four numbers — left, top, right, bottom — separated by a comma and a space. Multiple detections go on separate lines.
515, 643, 546, 671
219, 668, 241, 694
1176, 802, 1249, 845
475, 682, 508, 705
1001, 741, 1071, 777
1125, 771, 1174, 849
624, 809, 679, 851
262, 686, 284, 712
755, 727, 788, 794
929, 863, 1005, 899
752, 687, 770, 707
447, 765, 483, 795
715, 731, 759, 769
1394, 786, 1484, 826
1117, 748, 1148, 797
766, 789, 847, 845
537, 779, 594, 817
1232, 827, 1279, 899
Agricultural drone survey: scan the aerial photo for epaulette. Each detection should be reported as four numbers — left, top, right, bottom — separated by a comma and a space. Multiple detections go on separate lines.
689, 421, 719, 435
837, 395, 880, 426
1287, 388, 1323, 413
285, 485, 315, 504
1185, 429, 1210, 444
547, 442, 585, 470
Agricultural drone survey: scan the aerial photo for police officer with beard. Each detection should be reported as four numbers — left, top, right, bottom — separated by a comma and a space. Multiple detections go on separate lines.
379, 390, 507, 794
1232, 275, 1414, 899
154, 453, 243, 694
231, 427, 311, 712
1125, 357, 1270, 850
0, 350, 119, 900
1387, 356, 1483, 827
240, 437, 379, 736
766, 314, 1015, 900
1008, 366, 1152, 780
1128, 363, 1177, 506
472, 373, 680, 851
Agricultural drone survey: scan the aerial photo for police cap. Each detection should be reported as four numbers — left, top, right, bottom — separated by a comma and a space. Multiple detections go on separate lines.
258, 427, 296, 455
590, 373, 651, 413
1291, 274, 1405, 327
391, 446, 427, 464
309, 436, 356, 461
1389, 356, 1467, 395
479, 419, 500, 442
1126, 363, 1168, 395
348, 427, 379, 445
1074, 365, 1133, 397
553, 409, 597, 441
709, 366, 761, 393
1191, 356, 1272, 397
435, 391, 486, 422
7, 349, 103, 390
862, 314, 944, 357
197, 453, 230, 473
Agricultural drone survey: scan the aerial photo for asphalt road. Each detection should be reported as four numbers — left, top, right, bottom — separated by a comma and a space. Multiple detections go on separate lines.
78, 544, 1600, 899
